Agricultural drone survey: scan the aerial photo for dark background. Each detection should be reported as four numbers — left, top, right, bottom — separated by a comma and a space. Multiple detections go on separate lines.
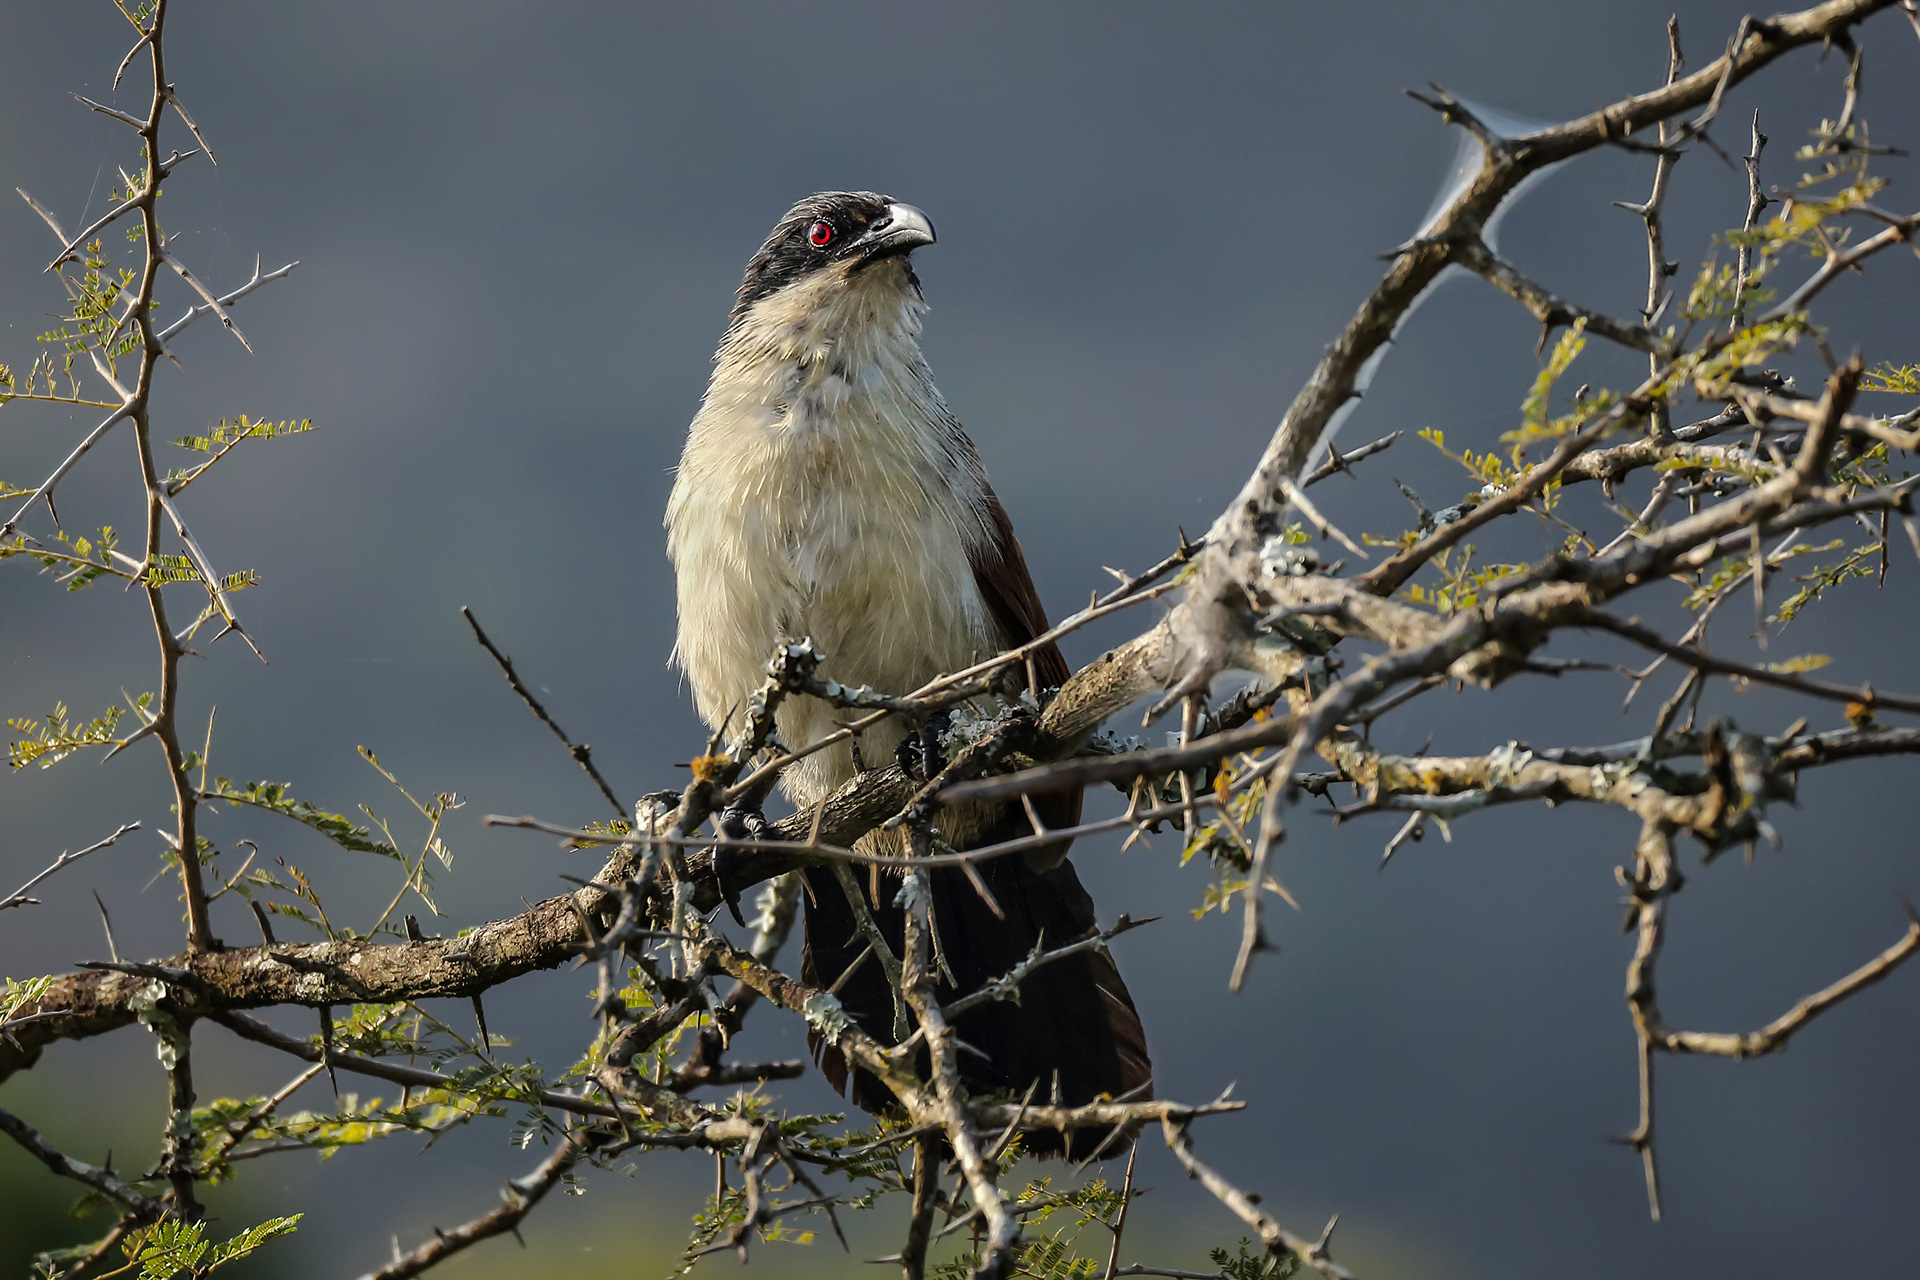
4, 3, 1917, 1277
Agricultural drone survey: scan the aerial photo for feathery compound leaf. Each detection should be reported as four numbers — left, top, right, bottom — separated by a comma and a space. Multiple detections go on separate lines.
1768, 542, 1880, 628
121, 1215, 301, 1279
1521, 320, 1587, 429
206, 1217, 302, 1268
1209, 1239, 1300, 1279
144, 552, 203, 585
2, 525, 138, 590
199, 778, 402, 859
6, 697, 147, 769
163, 417, 316, 496
930, 1176, 1147, 1279
1, 975, 55, 1024
172, 416, 313, 453
1861, 362, 1920, 395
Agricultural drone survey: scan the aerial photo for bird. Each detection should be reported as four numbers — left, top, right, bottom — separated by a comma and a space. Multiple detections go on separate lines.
665, 191, 1150, 1153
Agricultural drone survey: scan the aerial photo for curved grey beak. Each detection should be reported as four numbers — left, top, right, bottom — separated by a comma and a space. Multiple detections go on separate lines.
857, 202, 937, 259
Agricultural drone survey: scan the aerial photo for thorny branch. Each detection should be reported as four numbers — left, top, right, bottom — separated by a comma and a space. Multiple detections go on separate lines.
8, 1, 1920, 1276
0, 1104, 166, 1221
1161, 1116, 1350, 1280
1, 2, 298, 1246
0, 822, 140, 911
460, 606, 626, 816
358, 1131, 588, 1280
6, 0, 292, 954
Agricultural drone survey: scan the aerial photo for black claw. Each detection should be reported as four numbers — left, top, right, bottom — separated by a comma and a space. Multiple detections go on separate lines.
896, 710, 952, 783
712, 803, 767, 927
716, 804, 767, 841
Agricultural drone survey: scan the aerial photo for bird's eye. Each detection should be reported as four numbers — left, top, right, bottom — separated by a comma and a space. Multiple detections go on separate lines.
807, 220, 835, 247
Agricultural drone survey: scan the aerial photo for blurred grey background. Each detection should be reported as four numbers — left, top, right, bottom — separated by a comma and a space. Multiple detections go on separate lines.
3, 2, 1917, 1277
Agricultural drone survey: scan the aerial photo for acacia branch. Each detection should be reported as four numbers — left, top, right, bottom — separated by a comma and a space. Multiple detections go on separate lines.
1558, 406, 1752, 486
1655, 910, 1920, 1057
0, 397, 135, 541
0, 846, 644, 1083
1621, 819, 1677, 1219
9, 7, 1917, 1270
358, 1131, 587, 1280
122, 0, 214, 953
153, 255, 298, 343
1453, 238, 1661, 353
1762, 207, 1919, 319
1617, 824, 1920, 1220
0, 822, 140, 911
1199, 0, 1898, 609
1322, 721, 1920, 902
0, 1104, 166, 1220
1624, 15, 1687, 434
1160, 1117, 1351, 1280
1299, 431, 1402, 487
461, 606, 625, 815
900, 860, 1020, 1278
211, 1011, 627, 1123
1359, 409, 1624, 596
941, 914, 1154, 1021
1585, 611, 1920, 714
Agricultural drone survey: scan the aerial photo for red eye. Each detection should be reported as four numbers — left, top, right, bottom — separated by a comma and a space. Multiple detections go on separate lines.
808, 220, 834, 247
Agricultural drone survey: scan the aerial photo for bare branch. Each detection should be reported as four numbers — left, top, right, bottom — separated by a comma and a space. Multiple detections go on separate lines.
1160, 1116, 1353, 1280
1729, 109, 1770, 331
71, 91, 144, 130
0, 1104, 166, 1220
903, 1130, 940, 1280
1405, 84, 1505, 152
357, 1132, 586, 1280
1584, 612, 1920, 715
154, 257, 299, 343
899, 857, 1021, 1279
1300, 431, 1402, 487
1761, 208, 1919, 320
1454, 237, 1661, 352
0, 400, 135, 540
0, 822, 140, 911
1657, 909, 1920, 1057
461, 607, 625, 815
1277, 477, 1369, 559
157, 247, 252, 352
942, 914, 1154, 1021
942, 712, 1297, 804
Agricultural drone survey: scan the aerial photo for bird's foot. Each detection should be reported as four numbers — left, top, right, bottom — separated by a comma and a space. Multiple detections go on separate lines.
716, 803, 768, 842
711, 802, 768, 927
895, 710, 953, 783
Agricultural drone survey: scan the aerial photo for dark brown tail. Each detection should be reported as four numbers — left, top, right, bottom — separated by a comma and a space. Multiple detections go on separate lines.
800, 816, 1152, 1159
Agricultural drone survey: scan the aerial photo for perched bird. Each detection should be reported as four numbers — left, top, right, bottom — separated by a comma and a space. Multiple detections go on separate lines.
666, 192, 1150, 1150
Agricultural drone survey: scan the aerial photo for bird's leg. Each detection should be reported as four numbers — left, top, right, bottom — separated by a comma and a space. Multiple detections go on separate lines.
713, 769, 777, 927
894, 709, 953, 783
889, 713, 953, 908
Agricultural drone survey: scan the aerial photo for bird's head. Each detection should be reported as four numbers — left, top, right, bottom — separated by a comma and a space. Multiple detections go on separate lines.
730, 191, 937, 323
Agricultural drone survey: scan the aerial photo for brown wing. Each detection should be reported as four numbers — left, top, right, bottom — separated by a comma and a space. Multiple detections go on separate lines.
971, 482, 1070, 694
969, 481, 1080, 867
